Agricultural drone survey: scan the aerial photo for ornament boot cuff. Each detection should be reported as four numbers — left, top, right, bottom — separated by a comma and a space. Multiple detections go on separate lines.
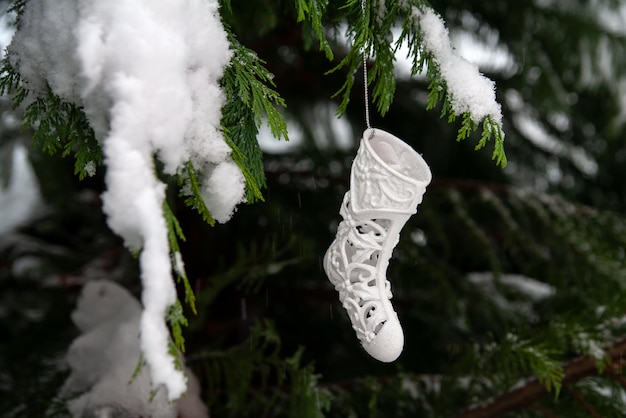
324, 128, 432, 362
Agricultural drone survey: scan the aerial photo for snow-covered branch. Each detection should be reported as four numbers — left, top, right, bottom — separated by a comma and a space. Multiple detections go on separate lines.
456, 337, 626, 418
7, 0, 239, 399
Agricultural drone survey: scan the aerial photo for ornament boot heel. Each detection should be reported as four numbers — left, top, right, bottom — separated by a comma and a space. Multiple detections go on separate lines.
324, 128, 431, 362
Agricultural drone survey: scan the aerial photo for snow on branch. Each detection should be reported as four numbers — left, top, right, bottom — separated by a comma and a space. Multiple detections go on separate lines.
456, 337, 626, 418
7, 0, 238, 399
412, 6, 503, 125
410, 5, 507, 166
332, 1, 507, 166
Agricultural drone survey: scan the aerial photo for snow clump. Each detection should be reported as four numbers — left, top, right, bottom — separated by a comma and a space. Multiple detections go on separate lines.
413, 6, 503, 125
59, 280, 209, 418
8, 0, 241, 399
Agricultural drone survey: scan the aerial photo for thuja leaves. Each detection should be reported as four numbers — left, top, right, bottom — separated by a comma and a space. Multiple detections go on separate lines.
480, 117, 507, 167
179, 161, 216, 226
24, 90, 102, 180
0, 57, 28, 106
193, 320, 330, 417
477, 333, 565, 396
295, 0, 333, 60
221, 30, 289, 203
163, 201, 197, 314
0, 59, 103, 179
328, 0, 398, 116
455, 113, 507, 167
223, 33, 288, 140
167, 300, 189, 354
400, 1, 510, 166
421, 51, 508, 167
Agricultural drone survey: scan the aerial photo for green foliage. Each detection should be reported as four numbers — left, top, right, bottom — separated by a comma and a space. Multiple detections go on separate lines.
0, 11, 300, 368
375, 181, 626, 412
325, 0, 507, 166
128, 353, 146, 385
167, 300, 189, 355
163, 201, 197, 313
328, 0, 399, 116
508, 335, 564, 395
221, 30, 289, 202
179, 161, 216, 226
191, 320, 331, 417
549, 319, 614, 373
454, 113, 507, 166
23, 89, 102, 180
295, 0, 333, 60
479, 116, 507, 167
5, 0, 626, 416
223, 32, 288, 141
419, 39, 507, 166
0, 59, 103, 180
190, 233, 302, 332
0, 57, 28, 106
285, 348, 332, 418
178, 157, 626, 416
572, 377, 626, 417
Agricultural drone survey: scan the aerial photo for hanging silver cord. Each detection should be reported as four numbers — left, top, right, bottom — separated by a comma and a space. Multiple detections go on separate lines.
361, 0, 372, 131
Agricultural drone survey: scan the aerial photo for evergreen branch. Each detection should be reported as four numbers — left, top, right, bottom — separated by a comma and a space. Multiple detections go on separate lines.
225, 33, 288, 140
484, 117, 507, 167
323, 0, 507, 165
224, 136, 264, 203
329, 0, 397, 117
473, 334, 564, 398
167, 341, 184, 372
187, 320, 330, 416
179, 161, 216, 226
0, 57, 102, 180
221, 29, 289, 202
220, 0, 232, 14
285, 348, 331, 418
163, 201, 186, 250
512, 340, 564, 395
0, 56, 29, 107
220, 105, 265, 203
456, 337, 626, 418
1, 58, 103, 179
397, 3, 508, 167
327, 55, 358, 115
295, 0, 333, 60
369, 38, 396, 116
163, 201, 197, 314
128, 353, 146, 385
457, 112, 476, 141
25, 90, 102, 180
167, 300, 188, 354
425, 66, 508, 167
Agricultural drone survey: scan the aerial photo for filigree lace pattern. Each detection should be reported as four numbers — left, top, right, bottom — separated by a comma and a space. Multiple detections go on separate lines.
324, 129, 432, 352
325, 193, 395, 344
351, 139, 426, 214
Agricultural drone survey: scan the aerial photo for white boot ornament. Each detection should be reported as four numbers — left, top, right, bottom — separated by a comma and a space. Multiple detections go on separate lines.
324, 128, 431, 362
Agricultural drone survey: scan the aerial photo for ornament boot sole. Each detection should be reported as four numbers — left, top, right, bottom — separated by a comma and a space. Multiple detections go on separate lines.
324, 129, 431, 362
